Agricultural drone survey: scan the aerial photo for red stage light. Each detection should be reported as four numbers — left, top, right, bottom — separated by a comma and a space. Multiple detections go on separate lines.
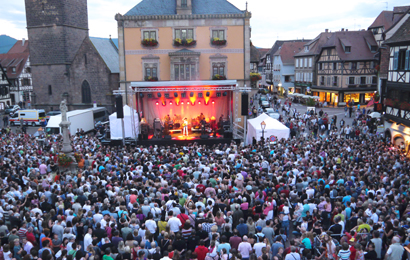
181, 101, 184, 105
198, 101, 201, 105
156, 101, 159, 106
212, 100, 215, 104
187, 101, 190, 105
170, 101, 173, 105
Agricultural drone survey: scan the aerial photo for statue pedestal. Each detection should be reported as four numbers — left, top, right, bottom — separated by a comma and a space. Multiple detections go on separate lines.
59, 121, 72, 153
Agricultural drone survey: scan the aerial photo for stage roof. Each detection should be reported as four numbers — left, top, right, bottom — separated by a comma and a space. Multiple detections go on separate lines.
130, 80, 237, 87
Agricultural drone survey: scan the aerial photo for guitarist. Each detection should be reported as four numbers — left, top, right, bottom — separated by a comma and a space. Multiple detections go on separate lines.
200, 118, 206, 135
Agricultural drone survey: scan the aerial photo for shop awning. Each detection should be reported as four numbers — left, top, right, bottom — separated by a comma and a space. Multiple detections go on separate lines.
311, 88, 339, 94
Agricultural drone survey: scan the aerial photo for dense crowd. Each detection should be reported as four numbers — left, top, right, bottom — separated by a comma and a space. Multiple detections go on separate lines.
0, 99, 409, 260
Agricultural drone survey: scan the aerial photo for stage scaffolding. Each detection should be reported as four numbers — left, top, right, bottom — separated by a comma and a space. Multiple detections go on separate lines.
113, 80, 252, 143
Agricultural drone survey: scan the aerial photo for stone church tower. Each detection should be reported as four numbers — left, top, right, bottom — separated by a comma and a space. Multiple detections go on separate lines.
25, 0, 118, 112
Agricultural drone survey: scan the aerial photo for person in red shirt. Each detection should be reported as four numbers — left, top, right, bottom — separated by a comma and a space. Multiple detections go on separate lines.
194, 240, 209, 260
26, 227, 36, 245
177, 208, 189, 227
349, 238, 357, 260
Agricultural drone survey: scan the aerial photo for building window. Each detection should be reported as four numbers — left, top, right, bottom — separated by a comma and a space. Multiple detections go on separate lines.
285, 76, 291, 82
143, 30, 157, 40
309, 58, 312, 68
372, 28, 378, 35
327, 77, 330, 86
372, 76, 377, 84
345, 46, 351, 53
81, 80, 91, 103
320, 76, 325, 85
351, 62, 357, 70
212, 30, 225, 40
348, 77, 355, 85
318, 63, 322, 70
394, 50, 407, 70
181, 0, 187, 7
304, 46, 309, 52
212, 63, 225, 77
26, 67, 31, 73
371, 45, 377, 52
333, 63, 337, 70
145, 66, 158, 78
327, 49, 331, 56
48, 85, 52, 95
12, 67, 16, 74
22, 78, 31, 86
84, 54, 87, 65
175, 29, 194, 40
333, 76, 337, 86
296, 59, 298, 68
175, 64, 196, 81
360, 77, 366, 85
304, 58, 307, 68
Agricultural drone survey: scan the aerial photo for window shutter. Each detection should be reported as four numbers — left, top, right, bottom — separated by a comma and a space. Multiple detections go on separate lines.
406, 50, 410, 70
393, 51, 399, 70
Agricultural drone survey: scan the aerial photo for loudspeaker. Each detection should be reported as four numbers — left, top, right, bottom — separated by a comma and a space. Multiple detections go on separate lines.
241, 93, 248, 116
224, 131, 233, 138
164, 135, 172, 140
116, 95, 124, 118
200, 134, 209, 139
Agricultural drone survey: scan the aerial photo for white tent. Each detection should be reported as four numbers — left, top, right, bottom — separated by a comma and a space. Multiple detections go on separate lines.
246, 113, 290, 143
109, 105, 139, 140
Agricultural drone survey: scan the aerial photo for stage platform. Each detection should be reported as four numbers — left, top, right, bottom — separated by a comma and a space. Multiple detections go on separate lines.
106, 132, 238, 147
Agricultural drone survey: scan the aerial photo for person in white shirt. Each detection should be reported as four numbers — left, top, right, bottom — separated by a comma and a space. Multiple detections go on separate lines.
84, 228, 93, 252
285, 247, 301, 260
145, 215, 157, 234
238, 236, 253, 259
168, 212, 182, 233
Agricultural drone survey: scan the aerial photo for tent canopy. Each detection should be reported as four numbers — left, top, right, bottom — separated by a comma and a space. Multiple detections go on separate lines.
246, 113, 290, 144
109, 105, 139, 140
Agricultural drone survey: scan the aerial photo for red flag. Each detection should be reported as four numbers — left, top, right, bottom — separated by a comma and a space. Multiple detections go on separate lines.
366, 99, 374, 108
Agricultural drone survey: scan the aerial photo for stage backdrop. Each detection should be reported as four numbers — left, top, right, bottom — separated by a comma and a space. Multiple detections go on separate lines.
142, 95, 229, 125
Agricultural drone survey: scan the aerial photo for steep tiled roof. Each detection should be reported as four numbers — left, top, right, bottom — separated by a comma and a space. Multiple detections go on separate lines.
273, 41, 307, 65
0, 53, 29, 79
90, 37, 119, 74
369, 11, 394, 29
125, 0, 243, 16
321, 30, 378, 61
8, 40, 29, 54
250, 45, 259, 63
295, 32, 333, 57
384, 15, 410, 45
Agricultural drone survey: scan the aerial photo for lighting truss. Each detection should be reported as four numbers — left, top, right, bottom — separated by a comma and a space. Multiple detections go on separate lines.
113, 86, 252, 95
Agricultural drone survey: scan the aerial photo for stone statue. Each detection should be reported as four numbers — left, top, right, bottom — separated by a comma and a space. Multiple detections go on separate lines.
60, 100, 68, 121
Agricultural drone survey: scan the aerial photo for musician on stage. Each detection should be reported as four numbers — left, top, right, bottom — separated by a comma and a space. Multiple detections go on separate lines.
200, 118, 206, 135
165, 114, 171, 123
183, 118, 189, 136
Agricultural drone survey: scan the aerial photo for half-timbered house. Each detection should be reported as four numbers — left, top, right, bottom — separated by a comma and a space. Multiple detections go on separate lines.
382, 10, 410, 147
0, 64, 12, 109
314, 30, 378, 106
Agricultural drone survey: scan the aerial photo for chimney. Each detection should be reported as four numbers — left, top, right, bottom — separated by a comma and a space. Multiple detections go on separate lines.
341, 28, 344, 31
325, 29, 329, 33
22, 38, 25, 46
346, 29, 348, 31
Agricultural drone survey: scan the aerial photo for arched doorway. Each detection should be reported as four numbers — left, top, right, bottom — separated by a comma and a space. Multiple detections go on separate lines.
81, 80, 91, 103
393, 134, 404, 147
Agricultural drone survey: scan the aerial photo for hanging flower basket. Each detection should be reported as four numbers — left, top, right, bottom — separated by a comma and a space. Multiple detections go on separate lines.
58, 154, 73, 167
373, 91, 380, 102
211, 38, 227, 46
212, 74, 226, 80
73, 153, 82, 163
145, 76, 158, 81
400, 102, 410, 111
250, 73, 262, 82
174, 38, 196, 47
141, 39, 158, 47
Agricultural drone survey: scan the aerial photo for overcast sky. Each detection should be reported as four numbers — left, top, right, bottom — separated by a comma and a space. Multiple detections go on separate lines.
1, 0, 409, 48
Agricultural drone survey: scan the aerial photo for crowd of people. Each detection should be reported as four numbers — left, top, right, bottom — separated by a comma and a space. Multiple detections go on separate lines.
0, 97, 409, 260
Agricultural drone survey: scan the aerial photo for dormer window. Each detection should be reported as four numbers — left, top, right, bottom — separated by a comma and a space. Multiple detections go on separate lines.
11, 67, 16, 74
181, 0, 187, 7
345, 46, 351, 53
304, 46, 309, 52
370, 45, 377, 52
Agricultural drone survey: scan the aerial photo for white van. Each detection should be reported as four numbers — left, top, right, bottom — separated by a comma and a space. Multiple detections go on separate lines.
9, 109, 46, 126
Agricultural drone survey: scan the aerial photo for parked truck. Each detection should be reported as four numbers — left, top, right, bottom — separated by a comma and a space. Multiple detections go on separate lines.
45, 110, 94, 135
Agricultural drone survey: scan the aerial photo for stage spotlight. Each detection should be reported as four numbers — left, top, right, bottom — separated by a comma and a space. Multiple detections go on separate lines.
165, 93, 170, 98
162, 101, 166, 106
187, 101, 190, 105
170, 101, 173, 105
174, 92, 178, 97
212, 100, 215, 104
139, 93, 144, 98
198, 101, 201, 105
223, 92, 227, 96
147, 94, 153, 98
216, 92, 221, 97
181, 101, 184, 105
181, 92, 186, 98
198, 93, 203, 98
206, 92, 210, 97
157, 93, 161, 98
156, 101, 159, 106
190, 92, 194, 97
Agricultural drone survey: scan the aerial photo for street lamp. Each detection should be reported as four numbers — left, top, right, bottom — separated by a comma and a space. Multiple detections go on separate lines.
261, 120, 266, 140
